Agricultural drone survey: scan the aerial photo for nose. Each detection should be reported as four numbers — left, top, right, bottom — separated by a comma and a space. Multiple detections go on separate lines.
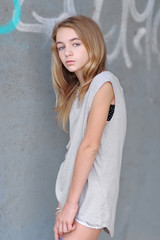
64, 46, 73, 57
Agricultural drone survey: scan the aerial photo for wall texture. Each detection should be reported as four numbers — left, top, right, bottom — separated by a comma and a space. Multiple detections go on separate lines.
0, 1, 160, 240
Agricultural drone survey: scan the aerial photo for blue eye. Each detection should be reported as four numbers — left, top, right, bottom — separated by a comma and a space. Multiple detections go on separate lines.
58, 46, 65, 51
73, 43, 80, 47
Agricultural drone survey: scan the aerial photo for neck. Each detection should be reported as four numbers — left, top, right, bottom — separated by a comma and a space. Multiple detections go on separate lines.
75, 70, 85, 86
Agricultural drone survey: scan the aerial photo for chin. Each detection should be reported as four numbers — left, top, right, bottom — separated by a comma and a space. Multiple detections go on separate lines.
65, 67, 77, 73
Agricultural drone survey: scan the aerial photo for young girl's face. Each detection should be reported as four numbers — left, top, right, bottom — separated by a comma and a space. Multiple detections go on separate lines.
56, 27, 89, 81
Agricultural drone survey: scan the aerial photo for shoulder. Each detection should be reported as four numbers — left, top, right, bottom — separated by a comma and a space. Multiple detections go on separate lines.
82, 73, 115, 148
90, 71, 115, 100
91, 81, 114, 108
89, 71, 117, 91
93, 70, 117, 81
85, 71, 118, 110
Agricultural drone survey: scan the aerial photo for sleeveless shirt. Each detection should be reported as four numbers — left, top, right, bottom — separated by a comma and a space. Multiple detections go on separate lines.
55, 71, 127, 237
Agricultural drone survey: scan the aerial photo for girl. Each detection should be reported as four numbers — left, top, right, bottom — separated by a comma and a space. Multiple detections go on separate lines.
51, 15, 127, 240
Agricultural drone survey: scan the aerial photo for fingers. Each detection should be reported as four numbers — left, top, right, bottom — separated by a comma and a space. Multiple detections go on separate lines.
67, 222, 76, 232
58, 222, 63, 236
53, 220, 77, 239
63, 222, 68, 233
59, 222, 72, 234
53, 225, 59, 240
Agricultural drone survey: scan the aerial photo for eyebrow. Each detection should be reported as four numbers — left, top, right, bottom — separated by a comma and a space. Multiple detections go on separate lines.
56, 38, 80, 45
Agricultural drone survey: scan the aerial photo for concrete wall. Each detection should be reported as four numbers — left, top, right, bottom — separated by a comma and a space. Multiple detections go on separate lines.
0, 1, 160, 239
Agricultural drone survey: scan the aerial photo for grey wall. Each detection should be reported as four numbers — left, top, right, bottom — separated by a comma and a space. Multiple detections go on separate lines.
0, 1, 160, 240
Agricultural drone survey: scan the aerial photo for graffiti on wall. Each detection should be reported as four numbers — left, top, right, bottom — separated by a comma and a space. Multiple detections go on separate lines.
102, 0, 160, 68
0, 0, 21, 34
0, 0, 160, 68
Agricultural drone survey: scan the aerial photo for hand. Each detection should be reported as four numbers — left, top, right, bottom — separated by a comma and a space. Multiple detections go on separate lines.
53, 201, 78, 240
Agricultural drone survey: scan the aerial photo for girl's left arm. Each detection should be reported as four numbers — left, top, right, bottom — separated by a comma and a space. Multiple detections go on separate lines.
55, 81, 114, 236
67, 81, 114, 205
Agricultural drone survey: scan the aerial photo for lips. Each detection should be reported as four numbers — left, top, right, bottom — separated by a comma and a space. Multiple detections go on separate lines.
66, 60, 75, 65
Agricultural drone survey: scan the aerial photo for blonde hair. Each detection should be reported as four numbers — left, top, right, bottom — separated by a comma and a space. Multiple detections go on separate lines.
51, 15, 107, 132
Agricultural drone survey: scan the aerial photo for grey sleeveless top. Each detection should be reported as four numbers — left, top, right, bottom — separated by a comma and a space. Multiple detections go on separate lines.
55, 71, 127, 237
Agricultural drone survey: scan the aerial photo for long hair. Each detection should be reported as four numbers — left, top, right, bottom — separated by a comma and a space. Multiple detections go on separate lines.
51, 15, 107, 132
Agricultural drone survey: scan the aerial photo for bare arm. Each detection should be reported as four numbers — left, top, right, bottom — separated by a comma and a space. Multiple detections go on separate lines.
54, 81, 115, 237
67, 81, 115, 205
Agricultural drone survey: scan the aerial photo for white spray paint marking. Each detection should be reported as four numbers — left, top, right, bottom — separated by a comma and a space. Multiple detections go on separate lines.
106, 0, 132, 68
130, 0, 155, 68
16, 0, 76, 37
92, 0, 104, 23
133, 28, 146, 55
130, 0, 153, 22
152, 7, 160, 64
103, 0, 159, 69
104, 25, 117, 41
64, 0, 76, 13
5, 0, 160, 68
